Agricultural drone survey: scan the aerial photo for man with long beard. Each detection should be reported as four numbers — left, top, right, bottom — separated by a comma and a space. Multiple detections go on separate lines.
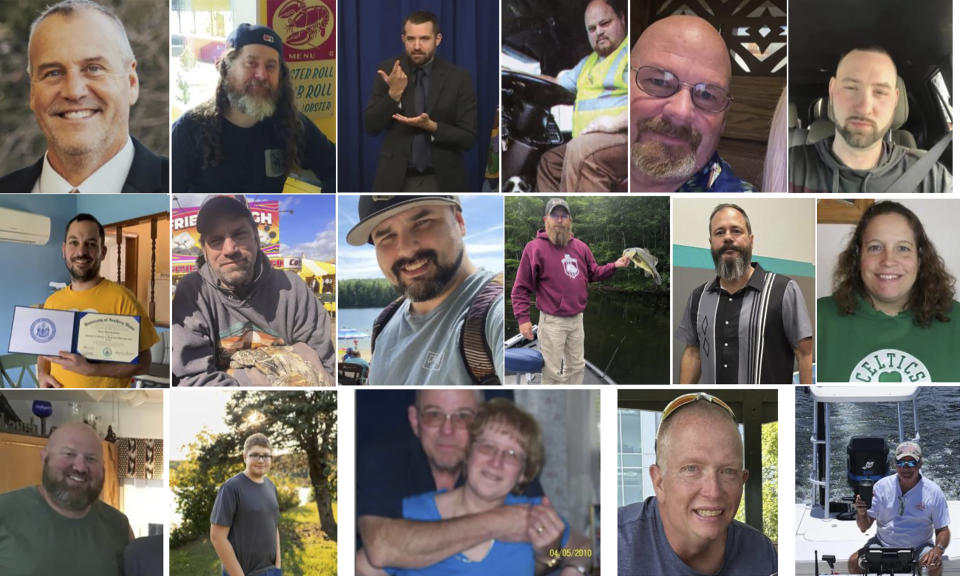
512, 198, 629, 384
38, 213, 158, 388
0, 421, 133, 575
172, 23, 335, 193
790, 47, 951, 192
347, 195, 503, 385
676, 204, 812, 384
629, 15, 754, 192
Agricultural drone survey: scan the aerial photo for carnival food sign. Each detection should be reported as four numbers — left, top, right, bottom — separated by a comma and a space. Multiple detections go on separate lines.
171, 200, 281, 276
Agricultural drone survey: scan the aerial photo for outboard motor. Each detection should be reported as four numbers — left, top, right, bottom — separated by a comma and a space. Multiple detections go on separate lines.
843, 437, 889, 517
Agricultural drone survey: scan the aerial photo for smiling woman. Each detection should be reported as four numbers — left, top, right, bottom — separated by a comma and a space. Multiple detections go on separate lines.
818, 200, 960, 382
356, 398, 573, 576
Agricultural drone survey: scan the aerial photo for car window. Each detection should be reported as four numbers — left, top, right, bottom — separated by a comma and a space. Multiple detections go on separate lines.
929, 69, 953, 130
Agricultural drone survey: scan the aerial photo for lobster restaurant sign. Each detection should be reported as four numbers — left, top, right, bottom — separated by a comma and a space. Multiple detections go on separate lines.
262, 0, 336, 141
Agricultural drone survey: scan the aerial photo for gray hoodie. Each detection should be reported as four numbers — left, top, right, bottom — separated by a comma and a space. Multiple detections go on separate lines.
172, 252, 335, 386
789, 137, 952, 193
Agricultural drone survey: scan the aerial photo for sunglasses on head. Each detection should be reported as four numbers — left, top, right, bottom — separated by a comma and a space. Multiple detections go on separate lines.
656, 392, 736, 443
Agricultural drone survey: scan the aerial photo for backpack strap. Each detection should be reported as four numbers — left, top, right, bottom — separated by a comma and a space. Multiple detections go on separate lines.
370, 295, 406, 355
459, 274, 503, 385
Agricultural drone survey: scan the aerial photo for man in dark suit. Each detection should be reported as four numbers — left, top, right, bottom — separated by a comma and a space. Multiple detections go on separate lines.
365, 10, 477, 192
0, 0, 167, 194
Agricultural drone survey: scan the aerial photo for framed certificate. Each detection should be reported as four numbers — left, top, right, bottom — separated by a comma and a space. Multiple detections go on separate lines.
9, 306, 141, 364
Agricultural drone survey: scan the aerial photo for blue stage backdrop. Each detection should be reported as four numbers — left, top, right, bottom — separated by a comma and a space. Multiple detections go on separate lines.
338, 0, 499, 192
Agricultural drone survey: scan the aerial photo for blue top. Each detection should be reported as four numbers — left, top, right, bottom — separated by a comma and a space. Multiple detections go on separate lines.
618, 496, 777, 576
675, 152, 755, 192
385, 492, 570, 576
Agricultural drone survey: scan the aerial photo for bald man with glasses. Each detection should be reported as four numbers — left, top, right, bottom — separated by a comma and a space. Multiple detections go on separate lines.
356, 390, 593, 574
629, 15, 755, 192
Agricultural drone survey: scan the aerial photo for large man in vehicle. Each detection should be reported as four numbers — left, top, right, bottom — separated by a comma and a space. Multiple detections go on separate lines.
172, 23, 336, 193
790, 46, 952, 192
618, 392, 777, 575
537, 0, 629, 193
512, 198, 630, 384
848, 441, 951, 576
676, 204, 813, 384
629, 15, 754, 192
0, 0, 167, 193
172, 195, 336, 386
365, 10, 477, 192
346, 195, 502, 385
356, 389, 591, 575
0, 421, 134, 575
41, 213, 159, 388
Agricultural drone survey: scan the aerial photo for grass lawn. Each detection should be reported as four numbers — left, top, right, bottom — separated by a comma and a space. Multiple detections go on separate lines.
170, 502, 337, 576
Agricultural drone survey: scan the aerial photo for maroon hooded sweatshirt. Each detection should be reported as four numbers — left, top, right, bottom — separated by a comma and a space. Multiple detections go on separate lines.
511, 230, 617, 325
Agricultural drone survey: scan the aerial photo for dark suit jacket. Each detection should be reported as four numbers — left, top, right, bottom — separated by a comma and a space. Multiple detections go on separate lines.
365, 54, 477, 191
0, 137, 169, 193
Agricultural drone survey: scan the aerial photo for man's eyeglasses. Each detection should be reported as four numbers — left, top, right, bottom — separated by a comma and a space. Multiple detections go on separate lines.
248, 453, 272, 462
473, 439, 526, 467
418, 409, 476, 429
632, 66, 733, 113
656, 392, 736, 442
896, 459, 918, 469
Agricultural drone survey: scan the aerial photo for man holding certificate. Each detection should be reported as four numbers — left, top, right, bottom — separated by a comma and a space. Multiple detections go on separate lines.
38, 214, 158, 388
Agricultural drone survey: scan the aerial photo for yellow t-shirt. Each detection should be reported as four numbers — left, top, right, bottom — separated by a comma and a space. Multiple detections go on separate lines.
43, 279, 160, 388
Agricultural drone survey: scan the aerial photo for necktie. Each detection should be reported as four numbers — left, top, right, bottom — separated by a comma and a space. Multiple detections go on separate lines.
411, 68, 429, 172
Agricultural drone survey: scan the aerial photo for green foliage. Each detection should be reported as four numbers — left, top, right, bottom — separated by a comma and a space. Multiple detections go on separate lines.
504, 196, 671, 293
338, 278, 398, 308
273, 475, 303, 512
761, 421, 779, 542
170, 502, 337, 576
176, 72, 191, 106
169, 430, 242, 548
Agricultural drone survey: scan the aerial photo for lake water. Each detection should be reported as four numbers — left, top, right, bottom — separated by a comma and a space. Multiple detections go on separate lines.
506, 288, 670, 384
795, 386, 960, 503
342, 289, 670, 384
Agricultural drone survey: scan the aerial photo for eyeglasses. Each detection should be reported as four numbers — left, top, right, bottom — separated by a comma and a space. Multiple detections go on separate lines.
896, 459, 918, 468
419, 409, 476, 429
632, 66, 733, 113
656, 392, 736, 441
473, 439, 526, 467
248, 453, 272, 462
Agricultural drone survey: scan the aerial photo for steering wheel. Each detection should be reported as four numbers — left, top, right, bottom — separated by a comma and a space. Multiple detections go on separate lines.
501, 70, 575, 109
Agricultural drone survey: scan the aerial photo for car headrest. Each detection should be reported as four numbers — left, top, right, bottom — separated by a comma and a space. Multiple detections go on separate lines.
789, 101, 798, 127
825, 75, 908, 130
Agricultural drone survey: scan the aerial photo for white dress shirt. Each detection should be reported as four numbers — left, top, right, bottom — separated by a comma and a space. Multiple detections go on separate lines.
32, 137, 135, 194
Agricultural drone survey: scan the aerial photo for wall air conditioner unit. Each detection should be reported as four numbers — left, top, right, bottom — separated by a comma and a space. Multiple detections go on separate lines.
0, 207, 51, 245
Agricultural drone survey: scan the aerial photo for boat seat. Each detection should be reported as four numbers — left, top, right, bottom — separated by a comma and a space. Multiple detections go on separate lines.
505, 348, 544, 373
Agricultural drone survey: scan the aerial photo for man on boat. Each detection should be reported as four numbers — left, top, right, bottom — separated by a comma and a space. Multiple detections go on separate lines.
618, 392, 777, 575
676, 203, 813, 384
849, 441, 951, 576
346, 195, 503, 385
356, 389, 592, 574
512, 197, 630, 384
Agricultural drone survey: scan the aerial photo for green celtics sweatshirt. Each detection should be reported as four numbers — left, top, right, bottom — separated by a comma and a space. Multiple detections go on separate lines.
817, 295, 960, 383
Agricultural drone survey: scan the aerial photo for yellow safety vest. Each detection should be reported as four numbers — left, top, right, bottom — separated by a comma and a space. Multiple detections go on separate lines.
572, 36, 630, 137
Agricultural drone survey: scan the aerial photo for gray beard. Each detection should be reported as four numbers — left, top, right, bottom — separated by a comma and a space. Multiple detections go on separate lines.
227, 90, 277, 122
42, 461, 102, 511
717, 254, 750, 282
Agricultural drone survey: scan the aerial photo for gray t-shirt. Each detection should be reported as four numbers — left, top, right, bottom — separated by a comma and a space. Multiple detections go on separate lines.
368, 270, 504, 385
210, 473, 280, 576
618, 497, 777, 576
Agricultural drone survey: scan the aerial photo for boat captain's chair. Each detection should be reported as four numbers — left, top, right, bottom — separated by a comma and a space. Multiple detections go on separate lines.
844, 436, 889, 517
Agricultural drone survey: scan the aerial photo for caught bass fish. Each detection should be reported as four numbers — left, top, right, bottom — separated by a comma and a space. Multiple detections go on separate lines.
622, 247, 662, 285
